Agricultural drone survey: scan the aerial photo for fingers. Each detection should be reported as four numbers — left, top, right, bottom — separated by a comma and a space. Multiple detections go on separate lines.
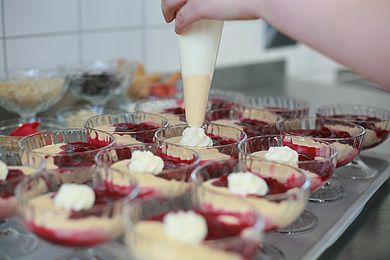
161, 0, 187, 23
175, 0, 206, 34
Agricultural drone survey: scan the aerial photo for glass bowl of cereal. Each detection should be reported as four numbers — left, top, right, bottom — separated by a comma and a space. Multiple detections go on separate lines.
0, 68, 67, 120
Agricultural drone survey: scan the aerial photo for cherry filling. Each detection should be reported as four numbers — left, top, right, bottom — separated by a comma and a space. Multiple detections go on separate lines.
163, 107, 185, 115
0, 169, 25, 198
210, 98, 236, 110
114, 122, 161, 143
288, 127, 351, 139
265, 106, 306, 120
239, 118, 280, 136
49, 140, 110, 168
9, 122, 40, 136
327, 114, 389, 139
208, 134, 237, 146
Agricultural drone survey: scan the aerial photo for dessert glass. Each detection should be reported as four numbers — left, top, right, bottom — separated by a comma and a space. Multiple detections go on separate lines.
239, 135, 337, 234
56, 104, 120, 127
206, 105, 283, 137
135, 98, 186, 125
124, 190, 264, 260
207, 88, 246, 110
192, 159, 310, 259
65, 60, 135, 107
245, 96, 310, 120
282, 117, 365, 202
19, 128, 115, 170
0, 117, 63, 152
16, 167, 139, 260
0, 68, 67, 121
96, 143, 200, 199
317, 104, 390, 179
85, 112, 168, 145
0, 151, 45, 258
154, 122, 247, 163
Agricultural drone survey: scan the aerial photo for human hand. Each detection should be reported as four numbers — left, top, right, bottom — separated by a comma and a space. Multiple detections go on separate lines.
161, 0, 261, 34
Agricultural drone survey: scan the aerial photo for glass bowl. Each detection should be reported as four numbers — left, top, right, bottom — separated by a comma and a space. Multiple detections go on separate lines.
155, 122, 247, 163
316, 104, 390, 179
19, 128, 115, 170
0, 151, 45, 258
135, 98, 186, 125
239, 135, 337, 234
0, 68, 68, 120
16, 167, 139, 260
124, 191, 264, 260
281, 117, 365, 202
56, 104, 121, 127
85, 112, 168, 145
245, 96, 310, 120
65, 60, 135, 105
0, 117, 63, 152
206, 105, 283, 137
96, 143, 200, 199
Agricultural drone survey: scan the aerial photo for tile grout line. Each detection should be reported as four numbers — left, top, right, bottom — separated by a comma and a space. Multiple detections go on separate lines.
1, 0, 8, 73
77, 0, 83, 64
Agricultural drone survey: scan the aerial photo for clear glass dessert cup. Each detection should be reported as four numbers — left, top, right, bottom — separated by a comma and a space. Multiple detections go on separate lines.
245, 96, 310, 120
206, 104, 283, 137
16, 166, 139, 260
65, 60, 136, 107
124, 189, 264, 260
19, 128, 115, 171
135, 97, 187, 125
154, 122, 247, 163
0, 151, 45, 258
192, 159, 310, 259
282, 117, 365, 202
85, 112, 168, 145
0, 67, 68, 121
95, 143, 200, 199
317, 104, 390, 179
0, 117, 64, 153
239, 135, 337, 234
56, 104, 121, 128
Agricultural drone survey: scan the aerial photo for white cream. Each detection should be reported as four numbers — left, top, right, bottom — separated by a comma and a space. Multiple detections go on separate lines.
179, 20, 224, 127
179, 127, 213, 147
227, 172, 269, 196
140, 99, 179, 113
264, 146, 299, 166
54, 184, 95, 211
0, 160, 8, 181
128, 151, 164, 175
163, 210, 207, 245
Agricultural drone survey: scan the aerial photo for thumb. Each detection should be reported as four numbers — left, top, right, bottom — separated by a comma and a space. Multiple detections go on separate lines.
175, 0, 207, 34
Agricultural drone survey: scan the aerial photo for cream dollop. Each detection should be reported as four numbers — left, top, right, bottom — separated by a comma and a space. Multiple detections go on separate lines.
163, 210, 208, 245
228, 172, 268, 196
54, 184, 95, 211
264, 146, 299, 166
179, 127, 213, 147
0, 160, 8, 181
128, 151, 164, 175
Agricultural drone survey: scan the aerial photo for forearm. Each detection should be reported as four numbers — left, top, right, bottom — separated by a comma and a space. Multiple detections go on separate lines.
258, 0, 390, 90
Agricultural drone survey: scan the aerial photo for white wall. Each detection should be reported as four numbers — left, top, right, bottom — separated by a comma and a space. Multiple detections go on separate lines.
0, 0, 342, 84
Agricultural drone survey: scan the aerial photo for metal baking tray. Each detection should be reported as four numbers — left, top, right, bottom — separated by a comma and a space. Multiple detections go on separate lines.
12, 152, 390, 260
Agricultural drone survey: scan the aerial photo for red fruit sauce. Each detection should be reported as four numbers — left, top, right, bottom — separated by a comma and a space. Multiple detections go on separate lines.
9, 122, 40, 136
114, 122, 161, 143
0, 169, 25, 198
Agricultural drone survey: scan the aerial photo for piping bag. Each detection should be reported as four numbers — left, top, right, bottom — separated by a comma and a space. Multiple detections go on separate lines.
178, 20, 224, 127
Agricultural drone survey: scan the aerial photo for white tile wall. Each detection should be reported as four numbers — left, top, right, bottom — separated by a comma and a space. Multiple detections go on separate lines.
145, 26, 180, 72
0, 3, 3, 37
4, 0, 78, 36
0, 0, 341, 83
7, 35, 78, 69
145, 0, 166, 26
82, 30, 143, 63
0, 41, 4, 70
81, 0, 142, 30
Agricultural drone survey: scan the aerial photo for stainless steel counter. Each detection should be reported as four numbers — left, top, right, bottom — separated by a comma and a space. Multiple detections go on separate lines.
1, 62, 389, 259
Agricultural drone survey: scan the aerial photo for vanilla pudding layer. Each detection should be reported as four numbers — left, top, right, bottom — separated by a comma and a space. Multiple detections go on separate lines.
165, 136, 231, 161
0, 166, 39, 219
24, 193, 122, 239
202, 180, 305, 230
127, 221, 240, 260
32, 144, 63, 169
161, 113, 185, 126
110, 160, 189, 197
94, 125, 142, 145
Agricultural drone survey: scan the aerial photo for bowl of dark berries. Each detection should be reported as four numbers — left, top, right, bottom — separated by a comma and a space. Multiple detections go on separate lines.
65, 60, 135, 106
